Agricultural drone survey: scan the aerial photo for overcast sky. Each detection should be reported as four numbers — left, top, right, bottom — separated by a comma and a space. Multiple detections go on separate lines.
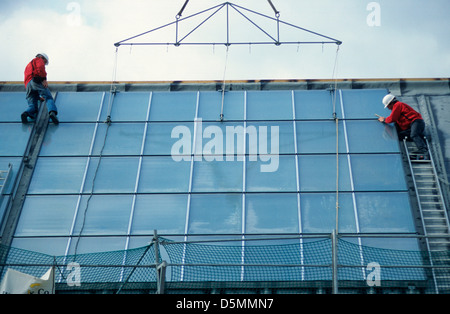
1, 0, 449, 82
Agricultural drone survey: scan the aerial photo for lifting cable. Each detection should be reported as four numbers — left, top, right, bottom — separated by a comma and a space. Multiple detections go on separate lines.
106, 47, 119, 124
267, 0, 280, 16
331, 45, 340, 234
219, 0, 280, 122
220, 0, 278, 121
220, 45, 229, 121
177, 0, 190, 19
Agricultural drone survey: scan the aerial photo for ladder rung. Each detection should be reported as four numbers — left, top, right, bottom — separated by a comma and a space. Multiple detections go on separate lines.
429, 243, 450, 247
433, 260, 450, 264
426, 227, 449, 231
428, 233, 450, 236
426, 228, 449, 232
421, 204, 444, 208
423, 216, 446, 220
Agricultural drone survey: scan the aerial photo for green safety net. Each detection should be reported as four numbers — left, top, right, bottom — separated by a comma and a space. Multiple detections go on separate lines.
0, 238, 448, 293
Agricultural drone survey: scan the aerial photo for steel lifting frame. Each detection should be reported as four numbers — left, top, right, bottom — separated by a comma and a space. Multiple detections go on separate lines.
114, 1, 342, 48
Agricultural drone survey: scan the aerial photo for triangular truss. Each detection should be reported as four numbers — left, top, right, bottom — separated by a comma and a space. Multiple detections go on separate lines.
114, 2, 342, 48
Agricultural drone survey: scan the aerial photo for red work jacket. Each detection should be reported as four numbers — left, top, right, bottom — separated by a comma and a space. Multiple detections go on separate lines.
385, 101, 423, 131
24, 57, 47, 87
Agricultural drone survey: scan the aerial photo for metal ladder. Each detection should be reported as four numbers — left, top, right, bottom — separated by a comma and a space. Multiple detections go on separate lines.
403, 138, 450, 293
0, 164, 12, 196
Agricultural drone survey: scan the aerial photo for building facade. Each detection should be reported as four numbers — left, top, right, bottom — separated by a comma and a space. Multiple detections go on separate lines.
0, 79, 449, 293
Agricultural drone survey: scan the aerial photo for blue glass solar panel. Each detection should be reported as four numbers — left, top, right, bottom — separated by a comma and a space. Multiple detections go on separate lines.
346, 120, 400, 153
192, 159, 243, 192
198, 91, 244, 121
101, 92, 150, 122
188, 194, 243, 234
340, 89, 389, 119
246, 155, 297, 192
14, 195, 78, 236
56, 92, 104, 122
83, 157, 140, 193
296, 121, 346, 154
0, 124, 32, 156
294, 90, 340, 120
0, 92, 28, 122
144, 122, 194, 155
300, 193, 356, 233
72, 195, 133, 235
27, 157, 87, 194
92, 123, 145, 155
245, 193, 299, 233
298, 155, 352, 192
351, 154, 407, 191
132, 194, 188, 234
138, 156, 191, 193
356, 192, 415, 233
247, 90, 293, 120
149, 92, 197, 121
40, 123, 95, 156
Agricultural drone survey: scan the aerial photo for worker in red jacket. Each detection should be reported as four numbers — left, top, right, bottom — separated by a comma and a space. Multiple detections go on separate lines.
377, 94, 427, 154
22, 53, 59, 124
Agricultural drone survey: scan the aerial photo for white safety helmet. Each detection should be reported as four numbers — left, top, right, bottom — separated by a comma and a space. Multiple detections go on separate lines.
382, 94, 396, 108
36, 53, 49, 65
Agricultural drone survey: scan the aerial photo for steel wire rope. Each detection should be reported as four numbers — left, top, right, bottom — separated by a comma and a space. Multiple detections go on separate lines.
331, 45, 340, 234
220, 45, 230, 121
72, 48, 119, 260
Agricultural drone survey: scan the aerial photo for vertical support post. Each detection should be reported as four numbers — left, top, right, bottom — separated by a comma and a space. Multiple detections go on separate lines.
331, 230, 339, 294
268, 0, 280, 45
157, 262, 167, 294
226, 3, 230, 47
276, 15, 280, 45
154, 230, 161, 292
175, 17, 180, 46
154, 230, 166, 294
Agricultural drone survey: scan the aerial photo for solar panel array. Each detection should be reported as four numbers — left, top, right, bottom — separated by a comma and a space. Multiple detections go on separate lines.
0, 89, 418, 256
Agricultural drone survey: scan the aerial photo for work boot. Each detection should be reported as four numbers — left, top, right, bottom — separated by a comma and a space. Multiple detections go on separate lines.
49, 111, 59, 125
21, 112, 29, 124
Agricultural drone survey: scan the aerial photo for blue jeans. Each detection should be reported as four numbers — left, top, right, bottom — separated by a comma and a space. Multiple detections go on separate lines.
25, 80, 57, 119
398, 119, 427, 152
